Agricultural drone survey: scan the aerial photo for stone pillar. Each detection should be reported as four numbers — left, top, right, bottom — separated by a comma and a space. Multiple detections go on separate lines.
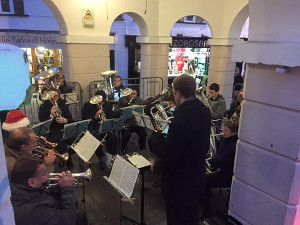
208, 40, 238, 109
137, 37, 171, 100
230, 0, 300, 224
58, 35, 114, 103
0, 127, 15, 225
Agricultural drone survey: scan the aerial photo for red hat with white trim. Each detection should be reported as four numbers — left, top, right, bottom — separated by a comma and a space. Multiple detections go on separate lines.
2, 110, 30, 132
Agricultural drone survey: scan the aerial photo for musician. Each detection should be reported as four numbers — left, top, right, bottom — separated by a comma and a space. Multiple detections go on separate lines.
227, 90, 244, 119
117, 87, 146, 154
4, 127, 55, 179
81, 90, 115, 170
161, 74, 211, 225
38, 88, 74, 168
202, 119, 239, 218
54, 71, 73, 94
148, 94, 175, 188
2, 109, 30, 144
208, 83, 226, 120
111, 75, 126, 101
10, 157, 87, 225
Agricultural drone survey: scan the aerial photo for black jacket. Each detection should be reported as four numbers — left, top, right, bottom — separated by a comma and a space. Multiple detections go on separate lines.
81, 101, 113, 134
59, 83, 73, 94
11, 183, 76, 225
208, 135, 238, 175
38, 99, 73, 142
162, 98, 211, 205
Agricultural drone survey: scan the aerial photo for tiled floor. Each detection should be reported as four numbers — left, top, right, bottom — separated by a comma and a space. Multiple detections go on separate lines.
71, 133, 229, 225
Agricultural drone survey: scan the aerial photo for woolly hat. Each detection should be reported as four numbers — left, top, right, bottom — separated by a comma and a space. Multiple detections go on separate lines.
2, 110, 30, 132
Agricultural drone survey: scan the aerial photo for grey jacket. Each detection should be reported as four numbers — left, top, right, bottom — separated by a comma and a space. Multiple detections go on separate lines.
208, 94, 226, 120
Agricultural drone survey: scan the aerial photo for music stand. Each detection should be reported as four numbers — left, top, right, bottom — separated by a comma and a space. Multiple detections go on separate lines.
63, 120, 89, 139
71, 131, 106, 220
31, 119, 52, 136
103, 155, 142, 225
62, 93, 79, 105
122, 105, 144, 119
132, 111, 155, 132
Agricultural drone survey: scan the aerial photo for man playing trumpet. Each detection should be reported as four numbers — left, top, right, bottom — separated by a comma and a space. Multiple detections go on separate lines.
4, 127, 55, 180
10, 157, 87, 225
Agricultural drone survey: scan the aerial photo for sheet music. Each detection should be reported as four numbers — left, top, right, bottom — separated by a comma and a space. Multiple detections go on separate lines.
108, 155, 139, 198
72, 131, 100, 162
127, 154, 151, 169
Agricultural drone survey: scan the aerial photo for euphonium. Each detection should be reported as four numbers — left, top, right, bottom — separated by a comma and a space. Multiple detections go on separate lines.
47, 168, 92, 189
33, 146, 69, 161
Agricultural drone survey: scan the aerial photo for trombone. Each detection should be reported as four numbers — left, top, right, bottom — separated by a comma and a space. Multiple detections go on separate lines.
33, 146, 69, 161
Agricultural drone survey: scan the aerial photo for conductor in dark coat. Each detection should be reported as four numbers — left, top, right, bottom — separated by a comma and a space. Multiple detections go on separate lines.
161, 74, 211, 225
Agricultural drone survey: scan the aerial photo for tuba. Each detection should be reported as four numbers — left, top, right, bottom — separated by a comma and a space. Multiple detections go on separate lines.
47, 168, 92, 190
99, 70, 118, 95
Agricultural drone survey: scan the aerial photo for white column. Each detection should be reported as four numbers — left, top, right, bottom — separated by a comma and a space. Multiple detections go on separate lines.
230, 0, 300, 224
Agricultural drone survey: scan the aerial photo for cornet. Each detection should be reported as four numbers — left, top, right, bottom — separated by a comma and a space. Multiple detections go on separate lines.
33, 146, 69, 161
47, 168, 92, 189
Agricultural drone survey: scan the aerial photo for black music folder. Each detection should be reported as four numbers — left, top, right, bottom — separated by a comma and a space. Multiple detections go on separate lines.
31, 119, 52, 136
63, 119, 89, 139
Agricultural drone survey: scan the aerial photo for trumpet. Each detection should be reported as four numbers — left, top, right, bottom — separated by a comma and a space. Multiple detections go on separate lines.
47, 168, 92, 189
33, 146, 69, 161
36, 135, 58, 149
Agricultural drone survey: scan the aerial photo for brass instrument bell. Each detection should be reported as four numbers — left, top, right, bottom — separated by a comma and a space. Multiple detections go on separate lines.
120, 88, 132, 97
99, 70, 118, 78
41, 90, 55, 101
90, 95, 103, 104
37, 68, 57, 80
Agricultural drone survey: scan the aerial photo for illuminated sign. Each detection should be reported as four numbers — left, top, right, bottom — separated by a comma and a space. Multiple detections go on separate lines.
171, 37, 210, 48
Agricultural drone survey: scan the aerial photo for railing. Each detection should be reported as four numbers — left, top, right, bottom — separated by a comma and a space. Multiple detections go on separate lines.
19, 82, 83, 124
88, 77, 164, 100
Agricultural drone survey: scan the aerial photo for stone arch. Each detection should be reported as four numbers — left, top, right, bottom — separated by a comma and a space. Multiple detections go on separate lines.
108, 12, 147, 36
42, 0, 68, 34
168, 15, 213, 37
229, 4, 249, 39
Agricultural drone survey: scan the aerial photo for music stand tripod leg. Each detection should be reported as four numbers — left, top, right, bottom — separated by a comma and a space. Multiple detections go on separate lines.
78, 159, 106, 220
